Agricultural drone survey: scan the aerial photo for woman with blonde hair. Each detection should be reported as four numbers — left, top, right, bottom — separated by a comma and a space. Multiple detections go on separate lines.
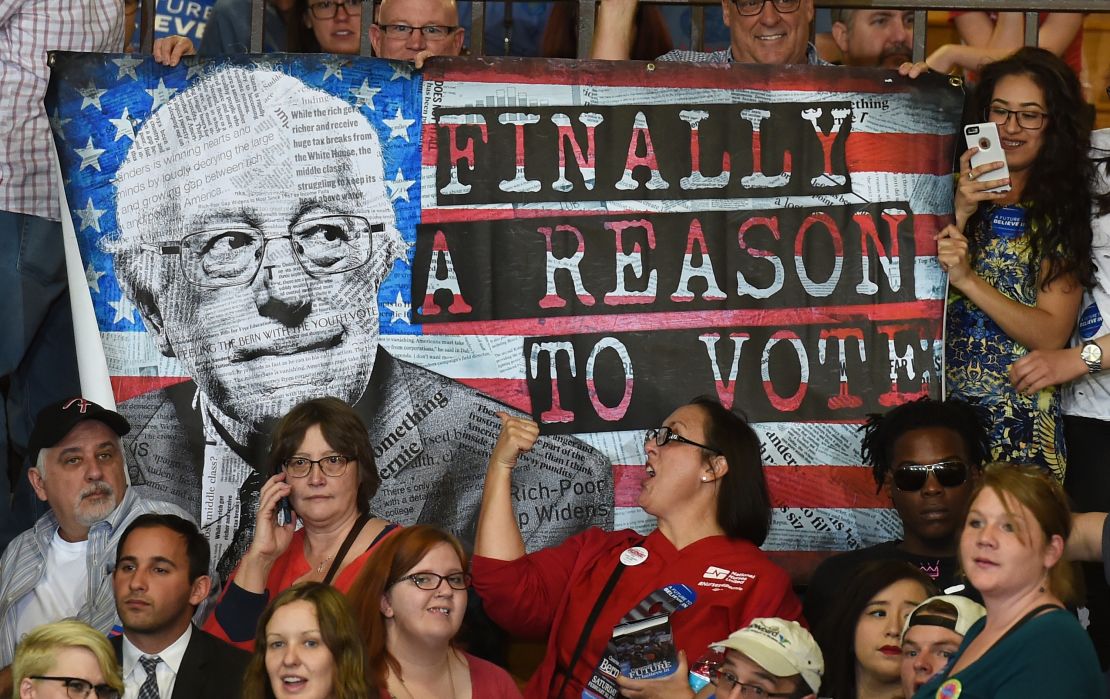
914, 463, 1105, 697
13, 619, 123, 699
349, 524, 520, 698
241, 582, 371, 699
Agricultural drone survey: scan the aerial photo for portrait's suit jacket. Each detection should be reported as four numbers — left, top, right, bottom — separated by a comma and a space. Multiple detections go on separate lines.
111, 625, 251, 699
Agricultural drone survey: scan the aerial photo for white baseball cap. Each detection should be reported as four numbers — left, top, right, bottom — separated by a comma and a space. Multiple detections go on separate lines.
711, 618, 824, 694
901, 594, 987, 643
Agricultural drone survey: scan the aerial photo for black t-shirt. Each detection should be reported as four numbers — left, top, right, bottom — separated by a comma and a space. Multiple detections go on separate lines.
803, 540, 977, 632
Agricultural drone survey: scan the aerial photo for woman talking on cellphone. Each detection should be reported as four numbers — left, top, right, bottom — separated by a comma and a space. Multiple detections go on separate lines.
205, 397, 398, 650
471, 397, 802, 699
940, 47, 1094, 480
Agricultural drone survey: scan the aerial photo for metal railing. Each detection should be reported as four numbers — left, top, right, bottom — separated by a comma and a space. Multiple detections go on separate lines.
138, 0, 1109, 62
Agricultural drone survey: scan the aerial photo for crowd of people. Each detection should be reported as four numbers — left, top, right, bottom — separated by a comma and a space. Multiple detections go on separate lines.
3, 0, 1110, 698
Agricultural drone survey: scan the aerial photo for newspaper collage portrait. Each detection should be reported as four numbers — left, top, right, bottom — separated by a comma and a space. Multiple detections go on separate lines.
46, 53, 963, 578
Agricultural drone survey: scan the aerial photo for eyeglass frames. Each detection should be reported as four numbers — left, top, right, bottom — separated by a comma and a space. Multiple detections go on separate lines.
392, 572, 472, 590
28, 677, 120, 699
307, 0, 365, 20
731, 0, 800, 17
711, 668, 796, 698
282, 455, 354, 478
644, 427, 722, 455
985, 105, 1048, 131
375, 24, 460, 39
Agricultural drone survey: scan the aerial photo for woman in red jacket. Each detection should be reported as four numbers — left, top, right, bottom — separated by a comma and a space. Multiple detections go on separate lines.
472, 396, 803, 698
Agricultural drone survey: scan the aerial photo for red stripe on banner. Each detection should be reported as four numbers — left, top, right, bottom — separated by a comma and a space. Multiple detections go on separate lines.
613, 464, 886, 509
424, 59, 944, 95
112, 375, 192, 403
845, 132, 954, 175
422, 301, 944, 336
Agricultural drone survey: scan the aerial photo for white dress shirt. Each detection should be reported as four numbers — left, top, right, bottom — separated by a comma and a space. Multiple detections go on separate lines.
122, 624, 192, 699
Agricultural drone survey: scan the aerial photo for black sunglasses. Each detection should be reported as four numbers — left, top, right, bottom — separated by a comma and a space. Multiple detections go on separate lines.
892, 460, 969, 492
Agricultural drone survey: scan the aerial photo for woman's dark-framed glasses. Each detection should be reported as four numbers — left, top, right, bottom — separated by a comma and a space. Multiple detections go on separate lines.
711, 668, 795, 698
892, 460, 969, 491
731, 0, 800, 16
644, 427, 722, 455
29, 677, 120, 699
395, 572, 472, 590
307, 0, 365, 19
986, 105, 1048, 130
282, 455, 354, 478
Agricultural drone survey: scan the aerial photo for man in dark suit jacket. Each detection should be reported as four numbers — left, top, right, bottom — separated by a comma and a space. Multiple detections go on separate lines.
112, 514, 250, 699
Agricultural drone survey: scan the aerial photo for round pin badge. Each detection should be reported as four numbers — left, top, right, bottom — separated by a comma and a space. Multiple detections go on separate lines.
937, 678, 962, 699
620, 546, 649, 566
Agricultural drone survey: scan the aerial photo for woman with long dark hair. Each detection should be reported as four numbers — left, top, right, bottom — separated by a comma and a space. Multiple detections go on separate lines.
817, 560, 936, 699
940, 46, 1094, 481
471, 396, 802, 698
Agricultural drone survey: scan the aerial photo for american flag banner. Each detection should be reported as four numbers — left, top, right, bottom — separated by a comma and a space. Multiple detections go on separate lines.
414, 58, 963, 578
45, 52, 962, 580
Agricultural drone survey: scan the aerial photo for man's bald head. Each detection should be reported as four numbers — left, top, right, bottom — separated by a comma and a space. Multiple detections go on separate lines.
370, 0, 464, 62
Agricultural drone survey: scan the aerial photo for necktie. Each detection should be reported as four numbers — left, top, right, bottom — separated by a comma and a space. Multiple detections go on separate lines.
138, 655, 161, 699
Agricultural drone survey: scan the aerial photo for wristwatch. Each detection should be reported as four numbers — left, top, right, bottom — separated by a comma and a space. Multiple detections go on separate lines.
1080, 341, 1103, 374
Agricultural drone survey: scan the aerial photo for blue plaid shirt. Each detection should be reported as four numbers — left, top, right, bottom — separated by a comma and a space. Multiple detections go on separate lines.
658, 43, 828, 65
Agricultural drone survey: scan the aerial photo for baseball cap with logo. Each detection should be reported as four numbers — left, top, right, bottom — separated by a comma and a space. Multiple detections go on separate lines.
901, 595, 986, 643
28, 398, 131, 466
711, 617, 824, 694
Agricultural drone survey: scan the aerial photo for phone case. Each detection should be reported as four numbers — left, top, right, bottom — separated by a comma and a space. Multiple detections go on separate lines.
964, 122, 1012, 194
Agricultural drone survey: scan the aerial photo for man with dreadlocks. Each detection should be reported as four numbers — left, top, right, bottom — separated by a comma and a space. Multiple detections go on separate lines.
802, 398, 988, 632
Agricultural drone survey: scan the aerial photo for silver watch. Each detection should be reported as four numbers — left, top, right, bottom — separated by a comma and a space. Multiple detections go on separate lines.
1080, 341, 1103, 374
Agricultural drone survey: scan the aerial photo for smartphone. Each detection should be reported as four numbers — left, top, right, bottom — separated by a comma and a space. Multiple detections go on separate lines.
964, 122, 1012, 194
274, 465, 294, 527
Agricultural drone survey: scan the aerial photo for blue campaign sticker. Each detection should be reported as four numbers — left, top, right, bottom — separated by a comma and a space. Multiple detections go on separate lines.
989, 206, 1026, 240
662, 583, 697, 609
1078, 303, 1104, 341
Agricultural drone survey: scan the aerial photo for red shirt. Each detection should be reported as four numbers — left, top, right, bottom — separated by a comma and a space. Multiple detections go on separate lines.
472, 527, 803, 699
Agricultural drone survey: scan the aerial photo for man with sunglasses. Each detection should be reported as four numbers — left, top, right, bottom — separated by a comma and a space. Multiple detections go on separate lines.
593, 0, 823, 67
803, 398, 987, 631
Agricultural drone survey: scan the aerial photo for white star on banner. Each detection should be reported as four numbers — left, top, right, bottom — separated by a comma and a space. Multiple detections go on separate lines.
385, 291, 411, 324
390, 63, 412, 81
321, 57, 346, 81
75, 138, 106, 172
75, 198, 106, 232
78, 81, 107, 110
109, 107, 137, 142
383, 107, 415, 141
85, 263, 106, 294
112, 56, 143, 81
396, 236, 413, 266
49, 108, 72, 140
108, 295, 138, 325
349, 80, 380, 110
146, 79, 178, 110
386, 169, 415, 202
186, 62, 207, 80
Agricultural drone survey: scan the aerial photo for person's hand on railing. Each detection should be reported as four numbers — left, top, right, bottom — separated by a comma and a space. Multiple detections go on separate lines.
152, 35, 196, 67
591, 0, 640, 60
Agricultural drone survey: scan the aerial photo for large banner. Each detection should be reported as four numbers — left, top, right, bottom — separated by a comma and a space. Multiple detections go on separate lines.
46, 53, 962, 579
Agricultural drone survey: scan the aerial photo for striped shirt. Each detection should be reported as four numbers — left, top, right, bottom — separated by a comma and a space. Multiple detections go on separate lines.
658, 42, 828, 66
0, 486, 192, 665
0, 0, 124, 219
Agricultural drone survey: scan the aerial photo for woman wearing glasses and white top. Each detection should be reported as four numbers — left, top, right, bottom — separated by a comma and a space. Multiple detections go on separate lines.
349, 525, 522, 698
472, 396, 802, 699
204, 397, 398, 651
937, 47, 1095, 481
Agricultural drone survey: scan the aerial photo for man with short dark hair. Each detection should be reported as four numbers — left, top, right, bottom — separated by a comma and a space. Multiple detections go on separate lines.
830, 8, 914, 68
112, 514, 249, 699
0, 398, 193, 693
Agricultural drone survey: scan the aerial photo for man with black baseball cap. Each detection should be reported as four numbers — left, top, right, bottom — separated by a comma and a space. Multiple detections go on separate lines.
0, 397, 193, 688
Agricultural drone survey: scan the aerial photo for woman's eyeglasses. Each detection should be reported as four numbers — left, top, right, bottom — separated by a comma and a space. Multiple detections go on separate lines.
282, 455, 353, 478
393, 572, 472, 590
986, 105, 1048, 131
644, 427, 722, 455
891, 460, 969, 491
29, 677, 119, 699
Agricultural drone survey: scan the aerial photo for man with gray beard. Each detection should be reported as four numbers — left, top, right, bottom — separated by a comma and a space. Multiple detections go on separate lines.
0, 398, 192, 675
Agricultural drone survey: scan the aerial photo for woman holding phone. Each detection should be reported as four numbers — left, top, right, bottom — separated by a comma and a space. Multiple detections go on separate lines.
205, 397, 398, 650
939, 47, 1094, 480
